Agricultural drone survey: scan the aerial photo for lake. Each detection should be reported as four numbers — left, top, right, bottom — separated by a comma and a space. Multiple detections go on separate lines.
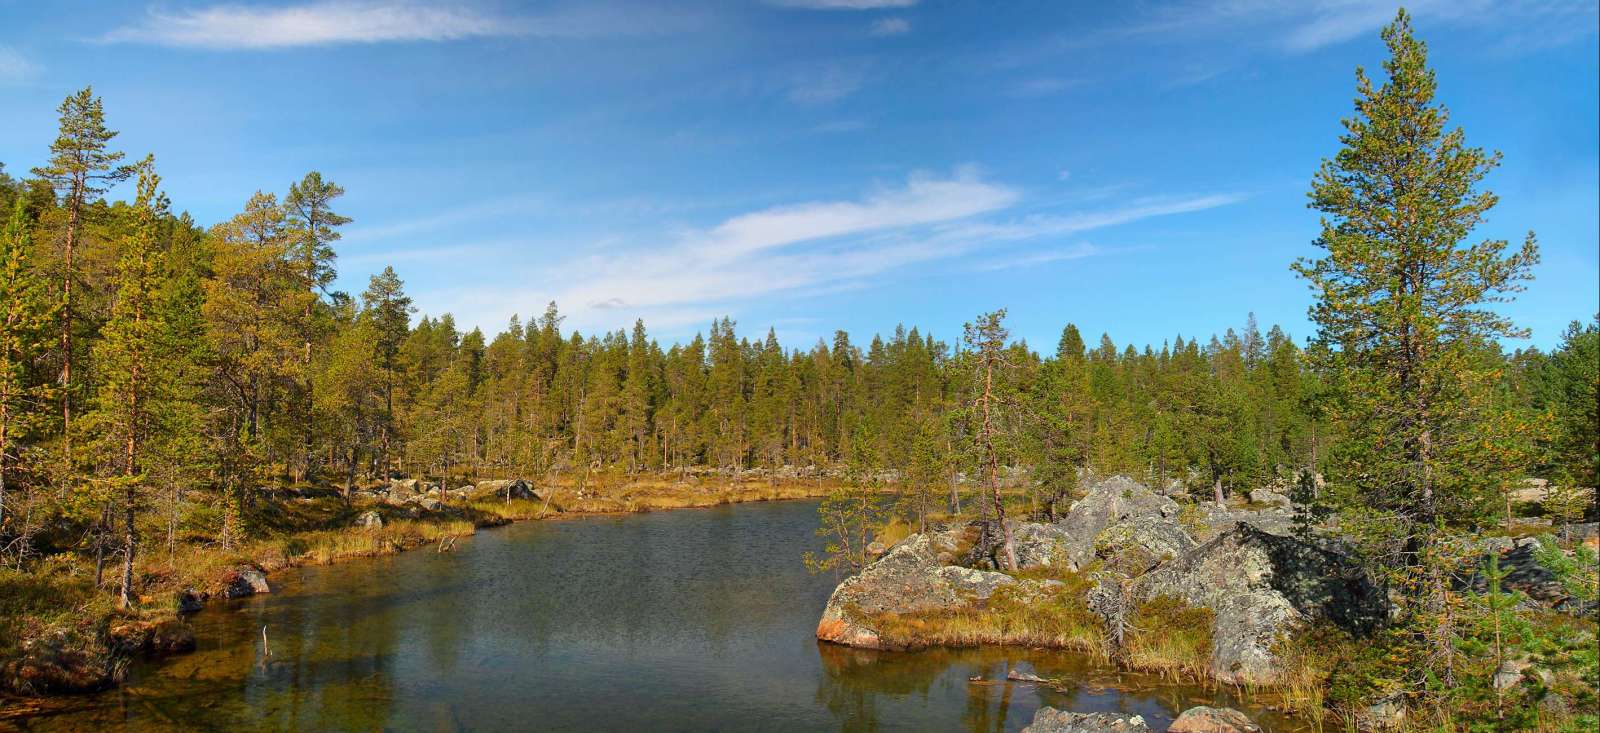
13, 500, 1294, 731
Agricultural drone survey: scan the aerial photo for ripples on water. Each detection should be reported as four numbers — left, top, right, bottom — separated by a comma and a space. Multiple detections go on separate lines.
11, 500, 1297, 731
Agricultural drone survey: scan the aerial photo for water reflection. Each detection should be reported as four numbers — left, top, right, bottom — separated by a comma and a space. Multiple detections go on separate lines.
9, 501, 1302, 732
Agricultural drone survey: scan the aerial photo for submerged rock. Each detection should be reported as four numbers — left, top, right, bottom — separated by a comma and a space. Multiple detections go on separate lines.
1168, 706, 1261, 733
1127, 523, 1386, 684
223, 568, 271, 599
1021, 708, 1150, 733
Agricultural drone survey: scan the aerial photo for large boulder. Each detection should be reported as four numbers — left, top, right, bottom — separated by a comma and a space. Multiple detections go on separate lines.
1168, 706, 1261, 733
223, 568, 272, 599
815, 532, 1015, 649
1094, 514, 1196, 576
1127, 523, 1386, 684
1461, 537, 1594, 615
388, 478, 422, 499
1056, 476, 1183, 570
1189, 501, 1295, 542
1010, 521, 1073, 569
1247, 488, 1292, 508
473, 479, 544, 502
1022, 708, 1150, 733
354, 510, 384, 530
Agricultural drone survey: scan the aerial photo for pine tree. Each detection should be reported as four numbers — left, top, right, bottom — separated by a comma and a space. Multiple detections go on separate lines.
31, 87, 133, 456
362, 267, 413, 476
0, 199, 55, 537
86, 158, 168, 608
1294, 9, 1539, 533
964, 310, 1017, 571
284, 172, 348, 479
1292, 10, 1540, 686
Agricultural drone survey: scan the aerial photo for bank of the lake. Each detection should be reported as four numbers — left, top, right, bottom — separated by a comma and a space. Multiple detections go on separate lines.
4, 499, 1302, 732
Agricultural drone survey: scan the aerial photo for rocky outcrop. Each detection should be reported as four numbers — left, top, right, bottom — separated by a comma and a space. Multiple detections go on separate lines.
1247, 488, 1291, 508
816, 533, 1017, 649
1010, 521, 1073, 569
1, 628, 118, 695
175, 588, 206, 614
354, 510, 384, 529
223, 567, 271, 599
1057, 476, 1184, 570
1168, 706, 1261, 733
1189, 502, 1294, 542
1021, 708, 1150, 733
1127, 523, 1386, 684
1461, 536, 1595, 616
1093, 514, 1196, 576
473, 479, 544, 501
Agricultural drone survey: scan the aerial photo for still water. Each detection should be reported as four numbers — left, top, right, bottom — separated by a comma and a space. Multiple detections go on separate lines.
14, 500, 1293, 731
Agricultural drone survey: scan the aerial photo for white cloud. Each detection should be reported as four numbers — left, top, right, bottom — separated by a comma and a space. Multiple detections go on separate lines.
100, 1, 688, 49
770, 0, 919, 9
0, 46, 39, 84
787, 65, 867, 104
973, 243, 1104, 271
538, 177, 1240, 333
870, 17, 911, 36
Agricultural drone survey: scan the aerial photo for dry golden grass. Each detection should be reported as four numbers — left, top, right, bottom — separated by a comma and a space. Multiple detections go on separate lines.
870, 578, 1108, 656
1122, 595, 1214, 681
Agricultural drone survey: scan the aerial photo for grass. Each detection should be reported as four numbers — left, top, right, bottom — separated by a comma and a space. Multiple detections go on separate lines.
868, 570, 1108, 656
1122, 594, 1215, 682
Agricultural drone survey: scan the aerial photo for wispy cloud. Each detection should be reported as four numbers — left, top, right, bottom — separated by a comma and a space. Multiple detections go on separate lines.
973, 243, 1104, 271
770, 0, 919, 9
1006, 77, 1081, 98
0, 46, 38, 84
787, 64, 867, 104
534, 175, 1240, 332
870, 17, 911, 36
101, 1, 689, 49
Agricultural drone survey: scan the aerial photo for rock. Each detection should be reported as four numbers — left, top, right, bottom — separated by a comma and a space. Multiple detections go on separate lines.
1022, 708, 1149, 733
1509, 478, 1549, 504
1557, 521, 1598, 550
224, 568, 271, 599
474, 479, 541, 501
1247, 488, 1292, 508
865, 541, 887, 558
1006, 669, 1048, 683
415, 497, 442, 511
1190, 502, 1295, 541
175, 588, 206, 614
1009, 521, 1073, 569
1168, 706, 1261, 733
1492, 658, 1531, 690
1461, 537, 1583, 611
388, 478, 421, 498
1, 628, 118, 694
1538, 693, 1570, 717
1127, 523, 1387, 684
1356, 694, 1406, 731
1094, 514, 1196, 576
815, 533, 1014, 649
1057, 475, 1182, 570
354, 510, 384, 530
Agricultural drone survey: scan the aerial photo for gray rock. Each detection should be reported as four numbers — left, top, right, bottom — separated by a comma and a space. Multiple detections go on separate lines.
473, 478, 543, 501
1356, 694, 1406, 731
1189, 502, 1295, 542
1247, 488, 1292, 508
1492, 659, 1529, 690
415, 497, 442, 511
1057, 476, 1182, 570
1128, 523, 1386, 684
1094, 514, 1196, 576
1167, 706, 1261, 733
1010, 521, 1073, 569
1022, 708, 1149, 733
224, 568, 271, 599
354, 510, 384, 529
388, 478, 421, 498
815, 532, 1022, 650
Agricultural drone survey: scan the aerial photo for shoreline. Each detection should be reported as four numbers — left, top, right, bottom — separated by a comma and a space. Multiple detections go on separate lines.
0, 476, 842, 703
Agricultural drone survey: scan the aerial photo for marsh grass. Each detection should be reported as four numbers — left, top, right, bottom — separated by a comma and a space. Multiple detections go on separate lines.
869, 573, 1108, 656
1122, 595, 1214, 681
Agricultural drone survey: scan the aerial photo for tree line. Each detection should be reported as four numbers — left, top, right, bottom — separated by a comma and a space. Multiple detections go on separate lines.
0, 62, 1594, 603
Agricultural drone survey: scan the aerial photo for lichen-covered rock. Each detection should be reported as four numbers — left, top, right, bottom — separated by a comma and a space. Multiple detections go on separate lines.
815, 533, 1015, 649
1355, 694, 1406, 731
1128, 523, 1386, 684
1057, 475, 1182, 570
1094, 514, 1196, 576
1010, 521, 1073, 569
223, 567, 271, 599
1461, 536, 1593, 615
472, 479, 543, 501
1168, 706, 1261, 733
354, 510, 384, 529
1247, 488, 1292, 508
1021, 708, 1150, 733
1188, 502, 1295, 542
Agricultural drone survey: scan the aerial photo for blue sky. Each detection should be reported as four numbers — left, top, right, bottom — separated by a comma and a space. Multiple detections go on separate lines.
1, 1, 1595, 352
